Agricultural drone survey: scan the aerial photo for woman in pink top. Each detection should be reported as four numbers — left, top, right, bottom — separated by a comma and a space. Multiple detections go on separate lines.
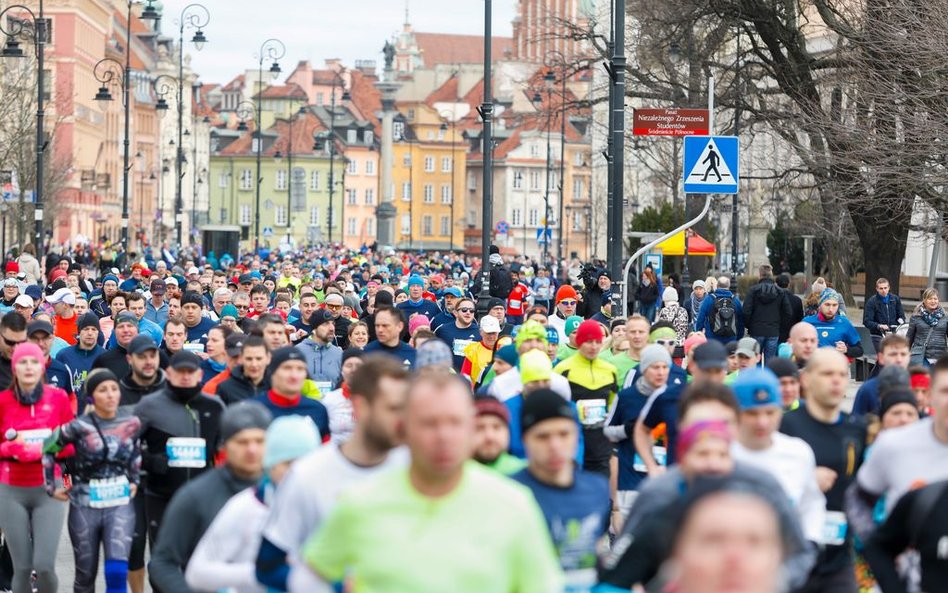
0, 343, 74, 593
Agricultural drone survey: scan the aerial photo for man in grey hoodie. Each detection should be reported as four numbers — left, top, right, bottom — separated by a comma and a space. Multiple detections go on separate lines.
295, 309, 342, 394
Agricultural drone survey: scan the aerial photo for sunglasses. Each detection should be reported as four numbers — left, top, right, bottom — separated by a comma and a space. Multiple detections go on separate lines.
1, 334, 24, 346
326, 304, 343, 311
655, 339, 676, 347
457, 307, 475, 313
234, 304, 250, 310
559, 300, 577, 306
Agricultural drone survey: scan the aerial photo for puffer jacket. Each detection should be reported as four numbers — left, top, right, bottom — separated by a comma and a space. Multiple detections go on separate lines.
906, 312, 948, 362
744, 278, 792, 338
16, 253, 42, 285
657, 302, 690, 344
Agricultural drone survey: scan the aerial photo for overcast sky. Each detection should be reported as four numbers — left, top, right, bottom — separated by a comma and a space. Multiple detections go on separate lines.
156, 1, 517, 85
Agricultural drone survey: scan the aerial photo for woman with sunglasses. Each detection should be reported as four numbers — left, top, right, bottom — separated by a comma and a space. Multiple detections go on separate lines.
434, 298, 481, 372
0, 343, 74, 593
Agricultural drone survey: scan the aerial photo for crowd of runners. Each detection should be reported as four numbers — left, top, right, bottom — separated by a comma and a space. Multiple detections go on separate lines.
0, 240, 945, 593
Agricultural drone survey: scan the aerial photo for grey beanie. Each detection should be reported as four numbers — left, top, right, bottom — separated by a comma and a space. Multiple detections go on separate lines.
877, 365, 910, 399
415, 338, 454, 369
639, 344, 672, 372
220, 401, 272, 442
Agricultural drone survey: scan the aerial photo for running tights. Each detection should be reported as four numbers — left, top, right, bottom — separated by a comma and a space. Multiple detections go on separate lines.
0, 484, 66, 593
67, 502, 135, 593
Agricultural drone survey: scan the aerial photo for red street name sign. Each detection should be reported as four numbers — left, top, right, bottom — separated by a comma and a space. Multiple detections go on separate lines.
632, 108, 710, 137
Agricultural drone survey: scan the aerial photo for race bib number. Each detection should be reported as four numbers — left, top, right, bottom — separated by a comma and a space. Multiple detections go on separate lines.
823, 511, 848, 546
19, 428, 52, 446
576, 399, 607, 428
452, 339, 473, 357
166, 437, 206, 468
633, 446, 667, 473
183, 343, 205, 353
508, 299, 521, 310
89, 476, 131, 509
313, 381, 333, 397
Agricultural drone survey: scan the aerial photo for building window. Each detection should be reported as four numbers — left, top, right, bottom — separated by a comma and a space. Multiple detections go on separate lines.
424, 156, 434, 172
423, 184, 434, 203
310, 206, 319, 226
239, 204, 251, 225
530, 144, 540, 158
365, 188, 375, 205
366, 218, 375, 236
440, 184, 452, 204
239, 169, 252, 190
575, 152, 586, 166
347, 159, 357, 174
441, 157, 452, 172
422, 215, 433, 236
363, 130, 374, 144
512, 170, 523, 189
365, 160, 375, 175
276, 169, 287, 190
347, 217, 357, 236
401, 214, 411, 235
275, 205, 287, 226
529, 170, 541, 190
218, 172, 229, 188
393, 121, 405, 140
512, 208, 522, 227
347, 189, 357, 205
316, 92, 324, 105
401, 182, 411, 201
528, 208, 539, 227
573, 178, 584, 201
310, 170, 320, 190
467, 173, 476, 190
402, 152, 412, 167
347, 129, 357, 144
572, 211, 582, 231
440, 215, 450, 236
407, 108, 415, 119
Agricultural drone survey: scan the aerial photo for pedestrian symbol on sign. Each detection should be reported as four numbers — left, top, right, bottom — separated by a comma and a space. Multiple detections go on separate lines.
683, 136, 739, 194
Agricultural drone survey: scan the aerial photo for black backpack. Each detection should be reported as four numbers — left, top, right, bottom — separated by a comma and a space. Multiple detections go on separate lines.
710, 296, 737, 337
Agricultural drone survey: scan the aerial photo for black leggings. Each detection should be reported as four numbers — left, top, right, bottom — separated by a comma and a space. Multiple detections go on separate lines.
145, 494, 170, 545
128, 490, 147, 571
67, 502, 136, 593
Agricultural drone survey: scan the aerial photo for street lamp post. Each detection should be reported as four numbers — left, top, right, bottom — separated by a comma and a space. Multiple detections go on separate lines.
312, 78, 348, 246
476, 0, 494, 317
275, 105, 306, 246
92, 54, 132, 253
251, 38, 284, 252
0, 0, 48, 261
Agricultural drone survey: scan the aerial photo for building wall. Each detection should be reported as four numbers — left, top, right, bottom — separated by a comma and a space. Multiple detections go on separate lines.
339, 145, 379, 248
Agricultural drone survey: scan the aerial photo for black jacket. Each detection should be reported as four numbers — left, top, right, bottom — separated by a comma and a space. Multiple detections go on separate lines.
134, 387, 225, 500
780, 290, 805, 343
473, 265, 513, 300
119, 370, 167, 407
863, 293, 905, 336
635, 282, 659, 307
148, 466, 258, 593
744, 278, 792, 338
217, 365, 271, 405
94, 345, 170, 380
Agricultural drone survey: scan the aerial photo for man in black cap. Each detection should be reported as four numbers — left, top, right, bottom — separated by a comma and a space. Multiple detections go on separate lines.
149, 401, 270, 593
687, 341, 730, 384
26, 319, 71, 393
254, 346, 330, 439
511, 388, 610, 590
180, 290, 217, 344
57, 312, 106, 397
134, 350, 226, 544
144, 279, 169, 326
119, 335, 167, 407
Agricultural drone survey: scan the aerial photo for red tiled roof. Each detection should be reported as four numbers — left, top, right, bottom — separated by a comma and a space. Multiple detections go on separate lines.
414, 33, 513, 68
218, 112, 328, 157
347, 70, 382, 129
424, 75, 460, 107
255, 83, 308, 100
222, 74, 245, 92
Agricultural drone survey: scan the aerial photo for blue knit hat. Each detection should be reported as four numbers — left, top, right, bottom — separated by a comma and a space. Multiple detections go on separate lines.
407, 275, 425, 288
264, 416, 321, 471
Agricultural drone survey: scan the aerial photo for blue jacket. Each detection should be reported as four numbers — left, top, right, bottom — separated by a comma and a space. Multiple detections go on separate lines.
695, 289, 745, 343
862, 293, 905, 336
396, 298, 441, 322
56, 344, 106, 396
852, 376, 880, 417
802, 313, 864, 357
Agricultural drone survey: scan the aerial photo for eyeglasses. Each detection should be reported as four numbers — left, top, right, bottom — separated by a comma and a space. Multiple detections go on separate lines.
559, 300, 577, 306
326, 304, 342, 311
655, 339, 676, 347
1, 334, 24, 346
234, 304, 250, 310
457, 307, 475, 313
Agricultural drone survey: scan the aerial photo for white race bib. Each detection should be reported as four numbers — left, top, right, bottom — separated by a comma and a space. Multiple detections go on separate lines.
823, 511, 848, 546
313, 381, 333, 398
576, 399, 607, 428
166, 437, 207, 468
453, 339, 474, 357
633, 446, 667, 473
89, 476, 131, 509
19, 428, 52, 446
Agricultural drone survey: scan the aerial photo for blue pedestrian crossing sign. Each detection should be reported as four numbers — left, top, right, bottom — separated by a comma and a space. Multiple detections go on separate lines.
683, 136, 739, 194
536, 226, 552, 245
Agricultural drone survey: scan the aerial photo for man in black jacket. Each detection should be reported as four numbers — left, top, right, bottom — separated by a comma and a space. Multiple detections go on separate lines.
217, 336, 272, 404
862, 277, 905, 354
134, 350, 226, 543
149, 401, 270, 593
743, 265, 792, 361
777, 274, 804, 343
119, 335, 167, 407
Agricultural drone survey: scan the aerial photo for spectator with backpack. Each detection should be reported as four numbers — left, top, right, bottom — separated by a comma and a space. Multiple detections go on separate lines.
695, 275, 744, 344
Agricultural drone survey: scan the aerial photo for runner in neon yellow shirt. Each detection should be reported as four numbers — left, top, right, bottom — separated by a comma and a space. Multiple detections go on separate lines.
302, 371, 563, 593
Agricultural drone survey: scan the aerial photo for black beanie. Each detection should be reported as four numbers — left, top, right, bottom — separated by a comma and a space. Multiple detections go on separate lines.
521, 388, 576, 435
342, 348, 363, 364
83, 369, 118, 403
78, 312, 101, 332
375, 290, 394, 307
879, 389, 918, 420
766, 357, 799, 379
220, 401, 272, 442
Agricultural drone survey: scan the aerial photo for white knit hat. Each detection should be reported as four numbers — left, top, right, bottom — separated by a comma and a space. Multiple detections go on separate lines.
662, 287, 679, 304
